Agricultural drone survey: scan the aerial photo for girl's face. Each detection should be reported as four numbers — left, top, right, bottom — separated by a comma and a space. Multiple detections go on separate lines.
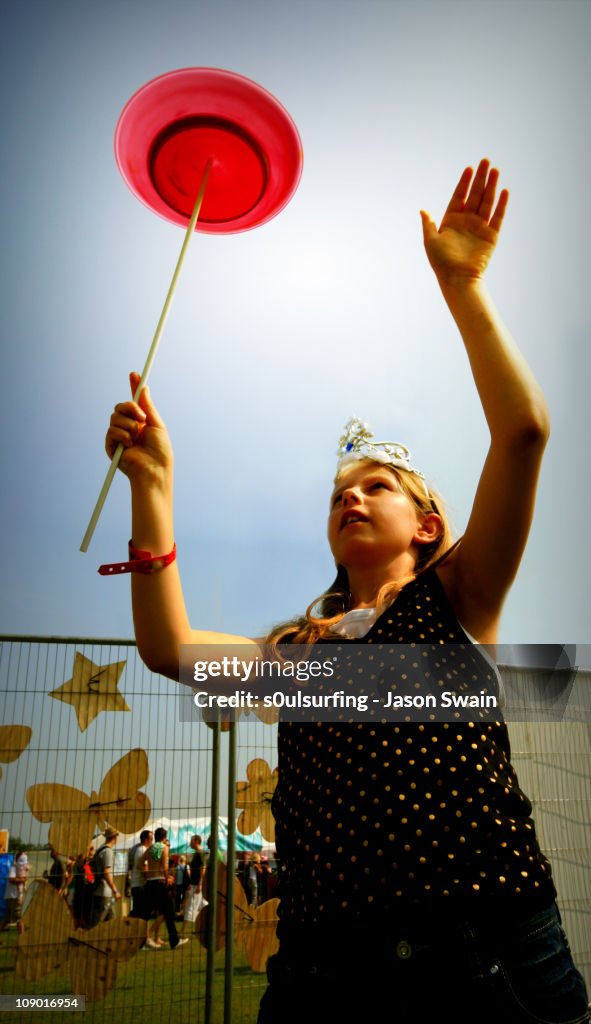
327, 461, 423, 570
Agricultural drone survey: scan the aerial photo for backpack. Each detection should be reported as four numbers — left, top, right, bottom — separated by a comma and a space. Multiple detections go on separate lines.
88, 847, 108, 891
127, 842, 141, 873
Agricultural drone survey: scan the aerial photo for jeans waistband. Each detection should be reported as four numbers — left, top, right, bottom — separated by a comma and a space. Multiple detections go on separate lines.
278, 900, 559, 966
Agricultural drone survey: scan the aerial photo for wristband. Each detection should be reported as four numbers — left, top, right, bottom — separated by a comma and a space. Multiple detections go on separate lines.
98, 541, 177, 576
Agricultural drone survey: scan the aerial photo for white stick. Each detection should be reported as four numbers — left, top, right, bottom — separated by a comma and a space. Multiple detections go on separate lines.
80, 161, 212, 553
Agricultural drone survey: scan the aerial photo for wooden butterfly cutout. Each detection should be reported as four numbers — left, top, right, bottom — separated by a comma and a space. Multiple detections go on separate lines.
26, 748, 151, 858
196, 861, 279, 972
236, 758, 277, 843
16, 882, 146, 1002
0, 725, 32, 782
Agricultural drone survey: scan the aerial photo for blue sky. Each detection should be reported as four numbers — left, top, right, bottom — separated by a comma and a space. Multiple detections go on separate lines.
1, 0, 590, 651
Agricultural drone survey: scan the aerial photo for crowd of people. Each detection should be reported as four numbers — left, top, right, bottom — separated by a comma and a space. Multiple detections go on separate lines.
241, 852, 276, 907
48, 827, 204, 947
1, 828, 277, 951
0, 849, 30, 932
0, 829, 277, 943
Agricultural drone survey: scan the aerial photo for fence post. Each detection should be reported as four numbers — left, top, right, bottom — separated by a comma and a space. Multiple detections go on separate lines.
224, 721, 237, 1023
205, 718, 220, 1024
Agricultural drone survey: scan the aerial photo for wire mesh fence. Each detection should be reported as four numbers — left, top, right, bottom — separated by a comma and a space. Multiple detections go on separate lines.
0, 637, 589, 1022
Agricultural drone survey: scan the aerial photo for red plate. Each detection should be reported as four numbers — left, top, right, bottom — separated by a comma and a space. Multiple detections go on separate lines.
114, 67, 303, 234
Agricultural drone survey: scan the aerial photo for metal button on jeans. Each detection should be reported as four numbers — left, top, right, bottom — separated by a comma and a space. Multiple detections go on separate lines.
396, 940, 412, 960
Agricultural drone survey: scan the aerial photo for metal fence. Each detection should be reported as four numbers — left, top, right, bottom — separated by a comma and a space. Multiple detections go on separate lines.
0, 637, 589, 1023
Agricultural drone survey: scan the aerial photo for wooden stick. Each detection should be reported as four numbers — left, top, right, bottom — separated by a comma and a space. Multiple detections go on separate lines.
80, 161, 212, 552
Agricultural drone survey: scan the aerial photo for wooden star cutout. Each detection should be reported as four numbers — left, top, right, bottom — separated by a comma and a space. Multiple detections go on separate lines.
49, 652, 129, 732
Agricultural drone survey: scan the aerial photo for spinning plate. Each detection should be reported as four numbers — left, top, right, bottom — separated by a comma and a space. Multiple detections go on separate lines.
114, 67, 303, 233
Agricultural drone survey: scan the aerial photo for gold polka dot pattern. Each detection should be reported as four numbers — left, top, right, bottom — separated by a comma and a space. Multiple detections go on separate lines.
272, 569, 556, 929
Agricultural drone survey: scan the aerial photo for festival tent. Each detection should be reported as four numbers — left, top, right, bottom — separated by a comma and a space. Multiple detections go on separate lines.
121, 816, 274, 857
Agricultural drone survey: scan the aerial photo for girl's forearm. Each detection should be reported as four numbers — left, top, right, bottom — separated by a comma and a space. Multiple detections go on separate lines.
439, 277, 550, 443
129, 475, 192, 677
130, 470, 175, 552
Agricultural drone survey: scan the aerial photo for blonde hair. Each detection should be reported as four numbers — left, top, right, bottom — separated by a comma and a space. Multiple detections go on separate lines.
266, 463, 455, 647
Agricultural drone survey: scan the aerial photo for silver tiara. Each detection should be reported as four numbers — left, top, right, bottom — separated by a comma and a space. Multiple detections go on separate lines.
336, 417, 429, 496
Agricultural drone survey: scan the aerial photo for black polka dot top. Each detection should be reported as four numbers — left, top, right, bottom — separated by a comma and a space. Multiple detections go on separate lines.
272, 568, 556, 937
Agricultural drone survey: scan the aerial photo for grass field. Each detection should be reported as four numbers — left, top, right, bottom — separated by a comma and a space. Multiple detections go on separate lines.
0, 928, 267, 1024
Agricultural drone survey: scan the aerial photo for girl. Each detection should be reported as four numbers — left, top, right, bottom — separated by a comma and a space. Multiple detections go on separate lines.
105, 160, 589, 1023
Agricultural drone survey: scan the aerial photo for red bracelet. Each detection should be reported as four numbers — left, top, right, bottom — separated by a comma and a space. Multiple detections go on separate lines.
98, 541, 177, 576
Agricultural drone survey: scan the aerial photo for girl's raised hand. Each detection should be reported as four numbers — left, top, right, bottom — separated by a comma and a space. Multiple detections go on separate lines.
420, 158, 509, 285
105, 372, 173, 483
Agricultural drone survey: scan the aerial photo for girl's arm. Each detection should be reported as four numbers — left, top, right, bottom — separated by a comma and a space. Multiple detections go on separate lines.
106, 372, 259, 680
421, 160, 550, 642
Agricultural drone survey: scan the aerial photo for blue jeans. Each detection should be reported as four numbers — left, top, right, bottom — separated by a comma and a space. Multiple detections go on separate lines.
484, 904, 589, 1024
257, 903, 589, 1024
